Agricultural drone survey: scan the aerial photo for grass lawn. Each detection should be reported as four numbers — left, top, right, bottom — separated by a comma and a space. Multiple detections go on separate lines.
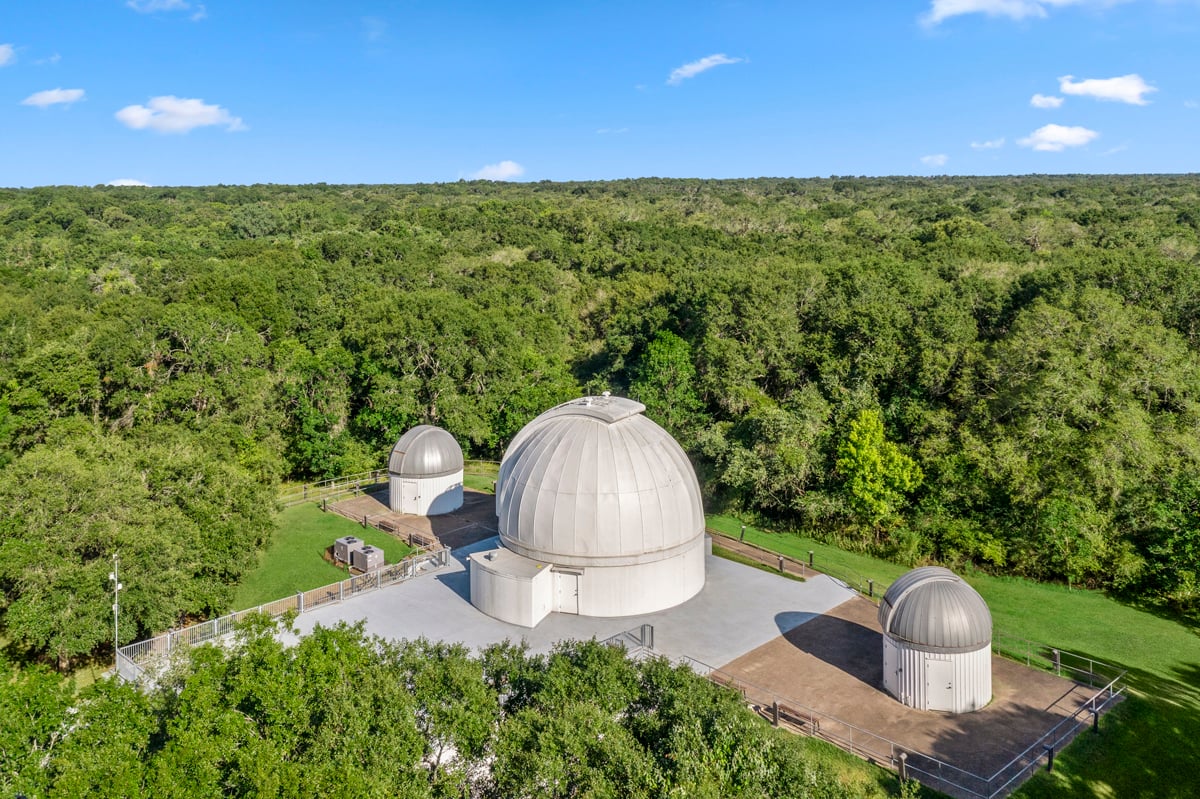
463, 461, 499, 493
233, 504, 415, 610
709, 514, 1200, 799
711, 544, 805, 582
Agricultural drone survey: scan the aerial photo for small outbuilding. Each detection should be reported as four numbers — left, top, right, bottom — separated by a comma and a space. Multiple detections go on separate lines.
470, 394, 707, 627
878, 566, 992, 714
388, 425, 464, 516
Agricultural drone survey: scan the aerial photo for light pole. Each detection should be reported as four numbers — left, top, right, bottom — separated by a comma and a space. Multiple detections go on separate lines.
109, 553, 122, 669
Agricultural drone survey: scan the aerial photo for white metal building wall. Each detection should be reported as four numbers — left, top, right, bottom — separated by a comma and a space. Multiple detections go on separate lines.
569, 537, 706, 618
389, 470, 464, 516
469, 557, 554, 627
882, 637, 992, 713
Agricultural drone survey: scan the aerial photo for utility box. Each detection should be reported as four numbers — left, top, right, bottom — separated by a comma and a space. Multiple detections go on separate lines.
351, 545, 384, 572
334, 536, 364, 564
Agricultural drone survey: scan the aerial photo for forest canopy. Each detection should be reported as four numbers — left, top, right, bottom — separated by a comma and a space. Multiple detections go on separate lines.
1, 175, 1198, 663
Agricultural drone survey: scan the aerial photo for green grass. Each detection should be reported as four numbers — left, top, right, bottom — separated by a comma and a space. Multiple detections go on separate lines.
463, 462, 499, 493
233, 504, 415, 610
709, 514, 1200, 799
712, 544, 805, 582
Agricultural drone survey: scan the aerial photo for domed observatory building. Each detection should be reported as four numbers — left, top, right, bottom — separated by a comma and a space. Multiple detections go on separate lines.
470, 394, 707, 627
878, 567, 993, 713
388, 425, 464, 516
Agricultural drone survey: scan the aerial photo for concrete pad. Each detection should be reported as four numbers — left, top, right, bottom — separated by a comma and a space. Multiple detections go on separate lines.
287, 536, 858, 666
719, 595, 1104, 796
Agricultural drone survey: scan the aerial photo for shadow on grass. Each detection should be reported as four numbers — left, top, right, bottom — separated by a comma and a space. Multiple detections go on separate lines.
1006, 654, 1200, 799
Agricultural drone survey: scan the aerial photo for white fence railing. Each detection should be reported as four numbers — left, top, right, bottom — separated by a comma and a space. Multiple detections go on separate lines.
117, 547, 450, 683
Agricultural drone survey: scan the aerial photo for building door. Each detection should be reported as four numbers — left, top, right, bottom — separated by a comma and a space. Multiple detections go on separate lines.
401, 480, 418, 513
925, 658, 955, 712
556, 571, 580, 614
882, 639, 897, 692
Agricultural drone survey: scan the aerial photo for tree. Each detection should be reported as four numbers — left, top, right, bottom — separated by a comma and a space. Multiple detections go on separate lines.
835, 409, 923, 529
630, 330, 703, 438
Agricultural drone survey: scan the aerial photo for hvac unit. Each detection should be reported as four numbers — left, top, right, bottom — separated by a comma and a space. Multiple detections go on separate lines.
334, 536, 364, 564
352, 545, 384, 572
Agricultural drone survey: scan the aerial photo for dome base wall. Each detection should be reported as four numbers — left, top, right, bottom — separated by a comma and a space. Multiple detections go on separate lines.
388, 471, 464, 516
882, 636, 992, 714
469, 536, 707, 627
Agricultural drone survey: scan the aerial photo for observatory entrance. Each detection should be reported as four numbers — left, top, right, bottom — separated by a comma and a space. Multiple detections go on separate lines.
925, 658, 955, 712
398, 481, 418, 514
555, 570, 580, 614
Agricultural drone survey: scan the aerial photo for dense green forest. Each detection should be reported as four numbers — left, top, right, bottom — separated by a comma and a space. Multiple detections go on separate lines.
1, 176, 1199, 666
2, 620, 882, 798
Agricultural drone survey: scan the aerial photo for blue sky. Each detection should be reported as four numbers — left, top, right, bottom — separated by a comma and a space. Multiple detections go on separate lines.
2, 0, 1197, 186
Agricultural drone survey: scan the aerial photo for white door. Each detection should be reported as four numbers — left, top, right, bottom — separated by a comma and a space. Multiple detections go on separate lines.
401, 481, 419, 513
925, 658, 955, 712
556, 572, 580, 614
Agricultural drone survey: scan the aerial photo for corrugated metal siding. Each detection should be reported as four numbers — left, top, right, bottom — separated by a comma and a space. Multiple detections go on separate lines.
388, 472, 463, 516
883, 638, 992, 713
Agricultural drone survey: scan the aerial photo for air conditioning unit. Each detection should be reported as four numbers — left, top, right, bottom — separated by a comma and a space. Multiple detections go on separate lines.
352, 545, 384, 572
334, 536, 364, 564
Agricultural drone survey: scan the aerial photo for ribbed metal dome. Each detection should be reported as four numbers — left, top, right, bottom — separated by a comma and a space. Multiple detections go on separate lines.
388, 425, 464, 478
496, 395, 705, 568
879, 567, 992, 653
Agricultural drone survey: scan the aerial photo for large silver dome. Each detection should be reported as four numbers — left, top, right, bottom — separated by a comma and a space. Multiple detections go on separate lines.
879, 567, 992, 653
388, 425, 464, 478
496, 395, 705, 568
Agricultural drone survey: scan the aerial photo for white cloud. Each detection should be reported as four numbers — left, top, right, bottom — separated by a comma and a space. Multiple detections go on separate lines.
971, 137, 1006, 149
1059, 73, 1156, 105
596, 127, 629, 135
921, 154, 949, 167
115, 96, 245, 133
127, 0, 188, 11
471, 160, 525, 181
21, 88, 85, 108
667, 54, 744, 86
1018, 123, 1099, 151
108, 178, 152, 187
1030, 93, 1064, 109
363, 16, 388, 43
0, 44, 15, 66
1185, 100, 1199, 109
127, 0, 205, 18
922, 0, 1097, 25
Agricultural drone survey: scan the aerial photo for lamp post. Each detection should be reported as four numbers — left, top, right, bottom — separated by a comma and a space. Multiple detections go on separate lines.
109, 553, 122, 669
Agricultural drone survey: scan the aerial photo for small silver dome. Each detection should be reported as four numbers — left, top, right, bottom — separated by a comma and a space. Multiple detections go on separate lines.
496, 395, 704, 568
879, 567, 992, 653
388, 425, 464, 478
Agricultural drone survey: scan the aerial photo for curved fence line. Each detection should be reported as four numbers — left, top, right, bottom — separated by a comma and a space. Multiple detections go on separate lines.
117, 547, 450, 684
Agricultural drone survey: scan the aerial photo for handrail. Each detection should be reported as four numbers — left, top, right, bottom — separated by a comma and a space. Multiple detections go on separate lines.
686, 649, 1124, 799
279, 461, 502, 507
116, 547, 451, 683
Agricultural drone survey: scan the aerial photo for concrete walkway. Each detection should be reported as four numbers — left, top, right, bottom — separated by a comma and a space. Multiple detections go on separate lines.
287, 536, 858, 666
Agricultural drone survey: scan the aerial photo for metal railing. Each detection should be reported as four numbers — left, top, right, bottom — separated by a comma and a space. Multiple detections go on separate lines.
688, 651, 1123, 799
706, 526, 891, 599
599, 623, 656, 659
280, 461, 502, 507
278, 469, 388, 507
117, 547, 450, 683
